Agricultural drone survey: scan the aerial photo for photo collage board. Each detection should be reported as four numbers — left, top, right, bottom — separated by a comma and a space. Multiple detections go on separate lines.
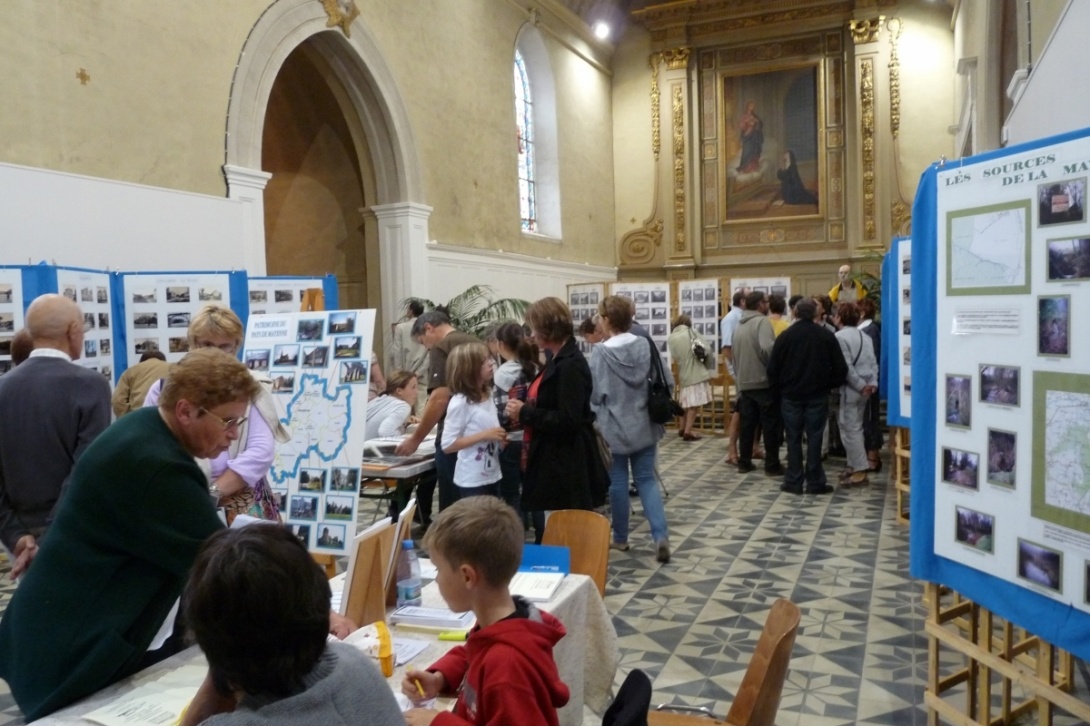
728, 277, 792, 304
677, 279, 722, 353
895, 239, 912, 422
0, 268, 25, 375
58, 268, 116, 383
247, 276, 331, 316
242, 309, 375, 557
609, 281, 672, 361
567, 282, 606, 356
931, 131, 1090, 614
121, 272, 235, 367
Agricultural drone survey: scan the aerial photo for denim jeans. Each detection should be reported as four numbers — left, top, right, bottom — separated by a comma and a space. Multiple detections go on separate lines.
781, 395, 829, 490
738, 387, 782, 468
434, 439, 459, 512
609, 444, 668, 544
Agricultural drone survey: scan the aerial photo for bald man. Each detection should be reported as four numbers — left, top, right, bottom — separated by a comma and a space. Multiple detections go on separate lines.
0, 294, 111, 576
828, 264, 867, 303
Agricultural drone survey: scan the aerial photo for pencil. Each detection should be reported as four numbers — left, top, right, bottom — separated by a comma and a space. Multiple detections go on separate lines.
408, 665, 425, 699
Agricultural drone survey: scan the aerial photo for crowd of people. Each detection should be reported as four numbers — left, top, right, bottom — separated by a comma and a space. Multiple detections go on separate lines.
0, 266, 879, 724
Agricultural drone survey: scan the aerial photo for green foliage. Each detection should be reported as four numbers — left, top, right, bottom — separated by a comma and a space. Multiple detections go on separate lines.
400, 285, 530, 338
852, 251, 884, 322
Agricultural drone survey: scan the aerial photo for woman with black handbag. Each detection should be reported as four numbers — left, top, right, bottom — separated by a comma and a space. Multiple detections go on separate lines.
590, 295, 671, 563
504, 297, 609, 515
666, 313, 713, 441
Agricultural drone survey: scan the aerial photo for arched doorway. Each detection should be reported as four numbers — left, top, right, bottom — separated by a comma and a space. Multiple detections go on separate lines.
261, 38, 373, 310
223, 0, 429, 339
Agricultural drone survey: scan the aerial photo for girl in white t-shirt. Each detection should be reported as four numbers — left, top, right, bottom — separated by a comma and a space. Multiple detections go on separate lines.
440, 341, 506, 498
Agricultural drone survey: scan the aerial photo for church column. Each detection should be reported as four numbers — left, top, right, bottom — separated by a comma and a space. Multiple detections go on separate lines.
848, 15, 891, 252
223, 164, 273, 275
368, 201, 432, 337
660, 48, 696, 273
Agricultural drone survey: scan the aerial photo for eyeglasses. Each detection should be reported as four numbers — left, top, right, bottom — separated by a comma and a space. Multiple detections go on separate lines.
195, 340, 238, 354
199, 408, 248, 430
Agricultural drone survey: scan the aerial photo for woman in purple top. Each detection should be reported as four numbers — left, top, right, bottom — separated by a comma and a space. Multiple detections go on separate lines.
144, 305, 289, 521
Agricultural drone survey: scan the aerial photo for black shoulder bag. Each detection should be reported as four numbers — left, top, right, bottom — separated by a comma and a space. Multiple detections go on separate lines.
646, 337, 684, 424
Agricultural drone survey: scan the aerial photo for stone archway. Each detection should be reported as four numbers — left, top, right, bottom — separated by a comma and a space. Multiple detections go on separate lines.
223, 0, 430, 333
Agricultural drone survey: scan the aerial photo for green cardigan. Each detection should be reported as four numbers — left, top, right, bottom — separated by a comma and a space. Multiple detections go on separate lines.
0, 407, 224, 720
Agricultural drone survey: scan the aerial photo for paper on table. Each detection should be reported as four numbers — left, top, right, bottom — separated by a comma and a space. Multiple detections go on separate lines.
82, 685, 193, 726
393, 637, 429, 666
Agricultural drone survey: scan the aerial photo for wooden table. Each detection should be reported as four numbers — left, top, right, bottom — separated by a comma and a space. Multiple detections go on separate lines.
32, 574, 619, 726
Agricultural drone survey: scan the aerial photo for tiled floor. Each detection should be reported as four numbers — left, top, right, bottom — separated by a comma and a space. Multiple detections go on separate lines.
1, 434, 1086, 725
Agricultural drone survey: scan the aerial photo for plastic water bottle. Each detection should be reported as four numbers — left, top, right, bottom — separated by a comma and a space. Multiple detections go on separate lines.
396, 539, 423, 607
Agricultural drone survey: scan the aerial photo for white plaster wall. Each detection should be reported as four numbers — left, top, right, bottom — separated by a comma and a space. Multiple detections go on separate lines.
0, 163, 252, 271
1005, 1, 1090, 145
425, 242, 615, 306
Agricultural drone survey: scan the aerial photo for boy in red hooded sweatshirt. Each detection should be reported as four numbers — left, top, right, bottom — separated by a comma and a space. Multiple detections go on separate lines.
401, 496, 570, 725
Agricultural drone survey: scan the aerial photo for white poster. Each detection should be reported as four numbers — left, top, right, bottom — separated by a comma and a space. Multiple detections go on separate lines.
677, 278, 721, 352
57, 268, 116, 385
933, 134, 1090, 612
120, 273, 232, 368
0, 268, 25, 375
896, 240, 912, 416
728, 277, 791, 301
244, 310, 375, 557
567, 282, 606, 356
247, 277, 327, 316
610, 281, 671, 361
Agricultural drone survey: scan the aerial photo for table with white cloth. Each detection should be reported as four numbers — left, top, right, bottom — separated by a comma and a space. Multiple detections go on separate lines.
30, 573, 619, 726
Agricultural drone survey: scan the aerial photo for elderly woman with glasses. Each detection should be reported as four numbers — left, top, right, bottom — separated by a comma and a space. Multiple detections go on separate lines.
144, 305, 289, 522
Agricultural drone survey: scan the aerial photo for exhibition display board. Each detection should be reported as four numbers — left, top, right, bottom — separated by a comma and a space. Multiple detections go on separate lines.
884, 237, 911, 427
566, 282, 607, 356
242, 309, 375, 558
677, 278, 722, 352
910, 126, 1090, 661
608, 281, 672, 360
247, 275, 338, 316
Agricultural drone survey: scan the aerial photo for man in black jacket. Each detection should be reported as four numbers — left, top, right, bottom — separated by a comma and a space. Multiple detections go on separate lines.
766, 298, 847, 495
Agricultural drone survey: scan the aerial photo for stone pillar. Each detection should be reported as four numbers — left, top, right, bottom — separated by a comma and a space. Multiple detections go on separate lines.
368, 201, 432, 338
223, 164, 273, 275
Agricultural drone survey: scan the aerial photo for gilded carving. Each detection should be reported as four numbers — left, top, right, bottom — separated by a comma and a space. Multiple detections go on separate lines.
828, 129, 843, 149
888, 17, 903, 138
645, 3, 855, 42
649, 54, 662, 161
860, 58, 876, 241
850, 17, 883, 44
891, 200, 912, 236
672, 85, 686, 253
320, 0, 359, 38
619, 220, 664, 265
716, 36, 823, 65
829, 221, 845, 241
662, 47, 691, 71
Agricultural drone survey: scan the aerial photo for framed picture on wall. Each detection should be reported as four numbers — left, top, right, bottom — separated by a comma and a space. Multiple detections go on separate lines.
720, 63, 821, 223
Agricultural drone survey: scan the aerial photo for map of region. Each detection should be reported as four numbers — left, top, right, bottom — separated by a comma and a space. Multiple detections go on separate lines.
949, 206, 1027, 291
270, 373, 352, 484
1042, 389, 1090, 520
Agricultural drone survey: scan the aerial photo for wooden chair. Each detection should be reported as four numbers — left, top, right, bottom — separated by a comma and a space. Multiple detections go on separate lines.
648, 598, 801, 726
540, 509, 610, 598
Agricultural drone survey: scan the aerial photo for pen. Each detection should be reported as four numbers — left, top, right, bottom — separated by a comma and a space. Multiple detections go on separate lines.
438, 630, 468, 641
408, 664, 426, 698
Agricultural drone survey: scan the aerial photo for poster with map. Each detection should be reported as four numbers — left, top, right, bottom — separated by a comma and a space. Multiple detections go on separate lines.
946, 200, 1031, 296
242, 310, 374, 557
932, 131, 1090, 613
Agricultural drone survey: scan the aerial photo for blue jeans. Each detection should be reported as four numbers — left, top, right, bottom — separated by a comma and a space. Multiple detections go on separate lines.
781, 395, 829, 490
609, 444, 668, 544
434, 439, 458, 512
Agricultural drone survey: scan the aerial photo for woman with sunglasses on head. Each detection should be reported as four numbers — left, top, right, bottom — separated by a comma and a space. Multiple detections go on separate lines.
144, 305, 290, 523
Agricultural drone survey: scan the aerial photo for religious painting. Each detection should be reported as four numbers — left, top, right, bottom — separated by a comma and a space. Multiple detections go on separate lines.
721, 63, 821, 223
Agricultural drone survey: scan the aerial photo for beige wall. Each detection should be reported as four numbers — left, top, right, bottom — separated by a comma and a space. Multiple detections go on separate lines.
0, 0, 616, 270
0, 1, 267, 196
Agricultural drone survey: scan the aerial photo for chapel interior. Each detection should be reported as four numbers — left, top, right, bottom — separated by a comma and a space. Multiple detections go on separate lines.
2, 0, 1089, 724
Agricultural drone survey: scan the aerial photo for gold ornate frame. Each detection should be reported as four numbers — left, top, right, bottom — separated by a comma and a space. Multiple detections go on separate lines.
717, 60, 825, 224
698, 31, 846, 256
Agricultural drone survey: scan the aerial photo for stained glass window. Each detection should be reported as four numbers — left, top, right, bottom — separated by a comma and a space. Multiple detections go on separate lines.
514, 50, 536, 232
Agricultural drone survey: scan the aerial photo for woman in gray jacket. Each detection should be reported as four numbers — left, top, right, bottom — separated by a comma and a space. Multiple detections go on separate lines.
833, 301, 878, 486
591, 295, 671, 563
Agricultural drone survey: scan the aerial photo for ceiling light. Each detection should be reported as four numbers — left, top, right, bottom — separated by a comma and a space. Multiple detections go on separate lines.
593, 21, 610, 40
